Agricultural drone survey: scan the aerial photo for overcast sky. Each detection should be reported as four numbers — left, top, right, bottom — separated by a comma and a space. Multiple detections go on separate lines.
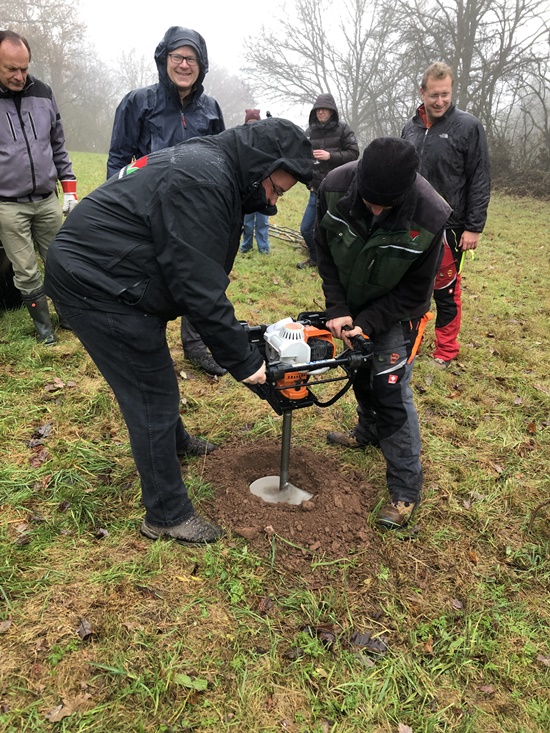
81, 0, 271, 76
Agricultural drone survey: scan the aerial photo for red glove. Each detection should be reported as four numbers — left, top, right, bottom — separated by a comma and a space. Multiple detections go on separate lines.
61, 179, 78, 214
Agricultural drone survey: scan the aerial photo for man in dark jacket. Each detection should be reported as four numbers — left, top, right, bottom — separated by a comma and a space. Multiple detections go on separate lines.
45, 118, 313, 546
317, 138, 451, 529
0, 30, 77, 345
107, 26, 227, 377
298, 93, 359, 269
402, 62, 491, 368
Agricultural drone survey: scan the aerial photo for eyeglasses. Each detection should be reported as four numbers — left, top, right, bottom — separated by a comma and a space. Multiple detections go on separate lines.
269, 175, 285, 198
168, 53, 199, 67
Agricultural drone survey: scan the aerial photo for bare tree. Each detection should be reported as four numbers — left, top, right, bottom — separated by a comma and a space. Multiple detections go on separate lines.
245, 0, 550, 190
115, 49, 158, 97
204, 65, 258, 128
1, 0, 121, 151
244, 0, 409, 142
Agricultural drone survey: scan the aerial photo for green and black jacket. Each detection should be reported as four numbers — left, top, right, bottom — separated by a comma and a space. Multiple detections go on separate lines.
315, 160, 452, 337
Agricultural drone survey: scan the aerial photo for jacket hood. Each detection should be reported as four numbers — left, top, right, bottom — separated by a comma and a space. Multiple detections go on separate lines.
309, 93, 339, 125
154, 26, 207, 99
214, 117, 313, 200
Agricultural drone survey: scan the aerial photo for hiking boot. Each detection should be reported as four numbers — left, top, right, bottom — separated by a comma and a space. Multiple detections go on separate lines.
327, 431, 378, 449
431, 357, 451, 370
377, 500, 418, 529
185, 352, 227, 377
141, 515, 222, 545
296, 258, 317, 269
177, 435, 217, 458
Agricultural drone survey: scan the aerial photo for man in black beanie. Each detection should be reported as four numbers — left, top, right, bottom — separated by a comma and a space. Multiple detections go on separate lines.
316, 137, 451, 528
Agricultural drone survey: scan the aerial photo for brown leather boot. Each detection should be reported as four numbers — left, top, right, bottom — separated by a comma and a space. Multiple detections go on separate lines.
377, 500, 418, 529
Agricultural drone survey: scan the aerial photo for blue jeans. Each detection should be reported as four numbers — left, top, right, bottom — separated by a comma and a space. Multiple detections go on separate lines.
240, 213, 269, 253
55, 303, 195, 527
352, 320, 423, 504
299, 191, 318, 263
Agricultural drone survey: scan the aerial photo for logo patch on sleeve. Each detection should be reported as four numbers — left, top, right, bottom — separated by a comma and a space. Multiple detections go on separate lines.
388, 374, 399, 384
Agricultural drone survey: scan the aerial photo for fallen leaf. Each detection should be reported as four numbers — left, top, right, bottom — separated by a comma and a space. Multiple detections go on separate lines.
423, 637, 434, 655
536, 654, 550, 666
0, 620, 12, 634
513, 397, 523, 405
398, 724, 413, 733
451, 598, 463, 610
94, 528, 109, 540
76, 618, 93, 640
468, 550, 479, 565
34, 423, 53, 438
173, 674, 208, 691
257, 596, 274, 615
29, 448, 49, 467
527, 421, 537, 434
463, 499, 472, 509
44, 693, 92, 722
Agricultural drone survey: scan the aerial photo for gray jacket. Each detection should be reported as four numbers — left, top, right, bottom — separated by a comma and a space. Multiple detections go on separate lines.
0, 75, 74, 201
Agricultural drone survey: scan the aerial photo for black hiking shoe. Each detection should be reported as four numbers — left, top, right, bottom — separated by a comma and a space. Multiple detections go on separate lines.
185, 352, 227, 377
296, 258, 317, 269
327, 431, 379, 449
141, 515, 222, 545
177, 435, 217, 458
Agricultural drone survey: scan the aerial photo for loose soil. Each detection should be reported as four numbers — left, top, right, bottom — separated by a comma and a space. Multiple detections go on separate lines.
202, 438, 383, 575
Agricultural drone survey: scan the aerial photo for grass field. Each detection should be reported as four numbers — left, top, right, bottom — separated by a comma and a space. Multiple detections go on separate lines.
0, 152, 549, 732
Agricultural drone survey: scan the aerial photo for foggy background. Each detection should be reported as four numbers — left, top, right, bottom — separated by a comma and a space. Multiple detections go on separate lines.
2, 0, 549, 195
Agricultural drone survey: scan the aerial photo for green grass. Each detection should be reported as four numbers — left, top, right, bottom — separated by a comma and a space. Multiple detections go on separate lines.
0, 154, 549, 732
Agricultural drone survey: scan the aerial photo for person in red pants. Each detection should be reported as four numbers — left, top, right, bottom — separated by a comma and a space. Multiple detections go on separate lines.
402, 62, 491, 367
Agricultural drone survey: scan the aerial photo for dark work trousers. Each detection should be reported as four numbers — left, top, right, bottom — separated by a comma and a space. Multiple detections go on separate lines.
181, 315, 210, 358
55, 302, 195, 527
433, 228, 464, 362
352, 320, 423, 504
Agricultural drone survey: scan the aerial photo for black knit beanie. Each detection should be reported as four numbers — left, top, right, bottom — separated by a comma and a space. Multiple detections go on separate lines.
357, 137, 419, 206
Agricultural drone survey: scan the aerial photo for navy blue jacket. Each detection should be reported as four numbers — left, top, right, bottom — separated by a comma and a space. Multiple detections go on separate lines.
107, 27, 225, 179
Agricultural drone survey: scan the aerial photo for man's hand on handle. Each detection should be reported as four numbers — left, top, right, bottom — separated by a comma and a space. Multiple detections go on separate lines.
242, 362, 267, 385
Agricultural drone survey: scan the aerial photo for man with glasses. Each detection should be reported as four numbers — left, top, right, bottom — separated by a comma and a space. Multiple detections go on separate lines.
402, 62, 491, 369
45, 118, 313, 546
108, 26, 226, 377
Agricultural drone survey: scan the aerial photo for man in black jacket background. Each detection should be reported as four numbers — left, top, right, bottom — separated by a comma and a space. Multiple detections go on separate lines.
45, 119, 313, 546
298, 93, 359, 269
402, 62, 491, 368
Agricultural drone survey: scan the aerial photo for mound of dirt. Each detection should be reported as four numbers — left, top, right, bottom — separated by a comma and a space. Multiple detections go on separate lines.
202, 438, 382, 574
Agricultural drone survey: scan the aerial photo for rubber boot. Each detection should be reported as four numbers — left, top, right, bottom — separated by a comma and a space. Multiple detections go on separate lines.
22, 288, 56, 345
